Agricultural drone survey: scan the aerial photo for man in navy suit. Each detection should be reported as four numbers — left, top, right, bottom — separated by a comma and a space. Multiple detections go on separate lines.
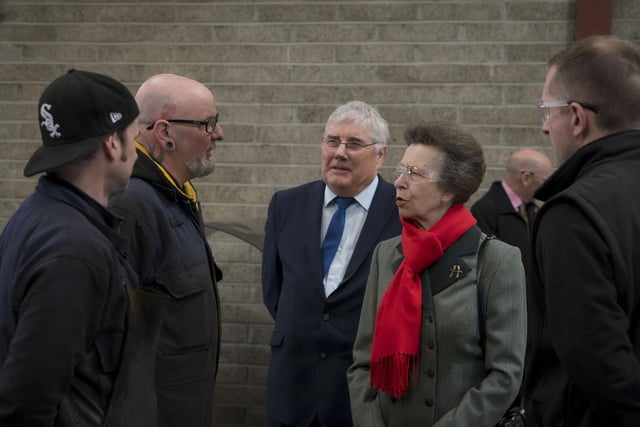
262, 101, 402, 427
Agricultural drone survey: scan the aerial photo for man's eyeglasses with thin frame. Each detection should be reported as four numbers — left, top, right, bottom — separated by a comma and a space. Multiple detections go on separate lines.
395, 164, 440, 183
146, 113, 219, 134
537, 100, 598, 123
322, 136, 376, 151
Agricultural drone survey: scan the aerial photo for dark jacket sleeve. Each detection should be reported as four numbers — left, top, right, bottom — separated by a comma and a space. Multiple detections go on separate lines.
110, 197, 158, 286
0, 257, 108, 425
262, 191, 282, 320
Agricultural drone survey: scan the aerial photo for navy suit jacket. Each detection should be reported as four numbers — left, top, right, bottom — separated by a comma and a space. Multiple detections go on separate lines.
471, 181, 531, 275
262, 177, 401, 427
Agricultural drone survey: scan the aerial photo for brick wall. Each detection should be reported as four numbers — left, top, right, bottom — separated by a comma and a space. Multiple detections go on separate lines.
1, 1, 639, 426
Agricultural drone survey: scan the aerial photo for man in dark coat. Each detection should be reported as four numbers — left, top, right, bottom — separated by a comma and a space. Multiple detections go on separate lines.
262, 101, 402, 427
110, 74, 224, 427
0, 70, 163, 426
471, 148, 551, 274
523, 35, 640, 427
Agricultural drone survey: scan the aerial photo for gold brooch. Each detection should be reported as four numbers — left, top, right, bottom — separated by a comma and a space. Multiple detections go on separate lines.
449, 264, 463, 278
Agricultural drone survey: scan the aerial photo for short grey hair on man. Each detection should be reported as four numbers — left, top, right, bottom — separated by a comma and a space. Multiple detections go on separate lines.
324, 101, 390, 153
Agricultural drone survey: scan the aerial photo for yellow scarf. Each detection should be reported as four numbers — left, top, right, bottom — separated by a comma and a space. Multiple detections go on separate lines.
135, 141, 198, 208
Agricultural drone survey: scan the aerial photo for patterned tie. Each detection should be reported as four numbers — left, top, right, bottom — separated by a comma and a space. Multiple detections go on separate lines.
322, 197, 355, 276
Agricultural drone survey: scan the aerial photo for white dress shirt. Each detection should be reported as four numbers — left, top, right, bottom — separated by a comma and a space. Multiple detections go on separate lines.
321, 176, 378, 297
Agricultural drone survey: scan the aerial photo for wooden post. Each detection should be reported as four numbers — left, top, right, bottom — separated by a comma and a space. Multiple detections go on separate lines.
576, 0, 612, 40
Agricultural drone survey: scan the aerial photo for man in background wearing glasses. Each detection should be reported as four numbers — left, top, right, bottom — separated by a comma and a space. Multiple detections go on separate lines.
523, 36, 640, 427
471, 148, 552, 276
262, 101, 401, 426
110, 74, 224, 427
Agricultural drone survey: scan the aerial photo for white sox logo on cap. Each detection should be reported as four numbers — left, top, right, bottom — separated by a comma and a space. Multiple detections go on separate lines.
40, 104, 62, 138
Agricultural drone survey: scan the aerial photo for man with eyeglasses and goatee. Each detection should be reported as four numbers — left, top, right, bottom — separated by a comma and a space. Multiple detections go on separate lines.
262, 101, 401, 427
110, 74, 224, 427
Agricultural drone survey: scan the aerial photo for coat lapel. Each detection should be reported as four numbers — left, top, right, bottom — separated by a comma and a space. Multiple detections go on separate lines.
388, 226, 482, 295
428, 227, 481, 295
304, 181, 328, 294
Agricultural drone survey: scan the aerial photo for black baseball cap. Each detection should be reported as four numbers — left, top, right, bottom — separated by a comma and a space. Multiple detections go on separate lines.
24, 69, 139, 177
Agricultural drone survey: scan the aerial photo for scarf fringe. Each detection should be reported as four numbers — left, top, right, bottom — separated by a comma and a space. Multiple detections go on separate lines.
370, 353, 419, 398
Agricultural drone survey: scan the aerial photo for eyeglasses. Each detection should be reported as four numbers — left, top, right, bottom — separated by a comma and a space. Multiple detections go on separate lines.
537, 100, 598, 123
395, 164, 440, 183
323, 136, 376, 151
146, 113, 219, 134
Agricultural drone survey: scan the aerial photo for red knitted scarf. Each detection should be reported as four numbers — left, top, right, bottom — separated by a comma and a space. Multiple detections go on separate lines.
370, 204, 477, 398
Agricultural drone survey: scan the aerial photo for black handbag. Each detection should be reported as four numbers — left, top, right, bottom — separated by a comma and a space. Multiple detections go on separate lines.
477, 235, 527, 427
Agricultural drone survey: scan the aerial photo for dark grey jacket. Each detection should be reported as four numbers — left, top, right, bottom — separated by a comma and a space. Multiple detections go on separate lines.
110, 148, 222, 427
349, 227, 526, 427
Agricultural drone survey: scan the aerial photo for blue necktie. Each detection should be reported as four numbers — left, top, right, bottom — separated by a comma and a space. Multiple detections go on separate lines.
322, 197, 355, 276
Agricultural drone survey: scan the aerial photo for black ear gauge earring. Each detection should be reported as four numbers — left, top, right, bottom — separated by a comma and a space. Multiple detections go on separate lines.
166, 141, 175, 151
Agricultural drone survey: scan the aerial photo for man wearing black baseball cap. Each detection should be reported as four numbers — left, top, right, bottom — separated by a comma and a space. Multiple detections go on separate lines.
0, 69, 163, 426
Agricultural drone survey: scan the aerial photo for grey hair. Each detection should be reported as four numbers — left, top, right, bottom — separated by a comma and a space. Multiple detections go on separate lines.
324, 101, 390, 152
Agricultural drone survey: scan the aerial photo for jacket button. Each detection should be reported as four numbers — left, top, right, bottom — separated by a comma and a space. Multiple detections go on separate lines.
427, 341, 434, 349
425, 397, 434, 407
427, 369, 435, 377
322, 313, 330, 320
319, 351, 327, 359
426, 314, 433, 323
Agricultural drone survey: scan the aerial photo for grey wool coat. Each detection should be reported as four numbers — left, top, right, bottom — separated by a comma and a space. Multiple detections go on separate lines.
348, 226, 526, 427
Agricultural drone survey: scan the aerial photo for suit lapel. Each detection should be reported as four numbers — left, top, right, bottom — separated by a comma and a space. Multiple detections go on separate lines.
304, 182, 327, 293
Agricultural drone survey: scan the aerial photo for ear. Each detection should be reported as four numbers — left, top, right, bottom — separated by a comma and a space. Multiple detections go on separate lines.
148, 120, 172, 140
377, 145, 387, 159
151, 121, 177, 152
375, 145, 387, 169
569, 103, 590, 138
101, 134, 119, 161
441, 191, 455, 204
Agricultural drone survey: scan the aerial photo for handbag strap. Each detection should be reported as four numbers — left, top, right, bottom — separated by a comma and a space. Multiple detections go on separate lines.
476, 235, 528, 426
476, 234, 496, 353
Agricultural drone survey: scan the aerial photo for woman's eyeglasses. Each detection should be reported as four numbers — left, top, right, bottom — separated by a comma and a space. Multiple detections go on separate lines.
395, 164, 440, 183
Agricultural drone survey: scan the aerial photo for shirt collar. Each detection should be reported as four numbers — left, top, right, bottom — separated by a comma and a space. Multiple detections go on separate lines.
324, 175, 379, 211
501, 180, 523, 211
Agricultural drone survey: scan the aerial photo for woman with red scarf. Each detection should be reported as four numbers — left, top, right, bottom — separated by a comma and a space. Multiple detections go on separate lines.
348, 122, 526, 426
